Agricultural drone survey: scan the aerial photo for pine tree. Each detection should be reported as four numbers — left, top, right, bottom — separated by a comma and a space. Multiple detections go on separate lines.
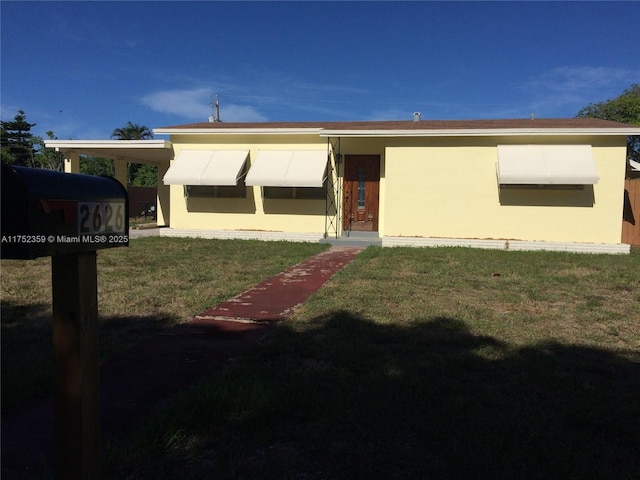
1, 110, 37, 166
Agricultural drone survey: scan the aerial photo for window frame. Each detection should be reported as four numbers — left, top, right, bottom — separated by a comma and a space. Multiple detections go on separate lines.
184, 183, 248, 198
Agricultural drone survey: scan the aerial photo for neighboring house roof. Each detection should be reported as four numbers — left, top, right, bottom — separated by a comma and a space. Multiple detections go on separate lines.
155, 118, 640, 137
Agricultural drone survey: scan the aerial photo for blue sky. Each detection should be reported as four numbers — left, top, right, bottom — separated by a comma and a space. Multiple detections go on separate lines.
1, 1, 639, 140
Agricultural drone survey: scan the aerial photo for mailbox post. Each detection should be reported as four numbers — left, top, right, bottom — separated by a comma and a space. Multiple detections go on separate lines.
1, 165, 129, 480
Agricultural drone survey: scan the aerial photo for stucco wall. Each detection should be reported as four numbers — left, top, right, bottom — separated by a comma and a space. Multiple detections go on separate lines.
382, 136, 627, 244
166, 133, 627, 245
168, 134, 330, 233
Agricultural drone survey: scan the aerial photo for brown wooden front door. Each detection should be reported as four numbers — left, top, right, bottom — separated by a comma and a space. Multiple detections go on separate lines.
343, 155, 380, 232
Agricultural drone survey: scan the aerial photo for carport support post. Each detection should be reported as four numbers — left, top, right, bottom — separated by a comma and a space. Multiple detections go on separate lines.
114, 160, 128, 188
52, 251, 101, 480
64, 151, 81, 174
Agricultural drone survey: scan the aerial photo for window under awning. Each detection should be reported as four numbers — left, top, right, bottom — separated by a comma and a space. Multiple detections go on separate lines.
162, 150, 249, 185
497, 145, 599, 185
245, 150, 328, 187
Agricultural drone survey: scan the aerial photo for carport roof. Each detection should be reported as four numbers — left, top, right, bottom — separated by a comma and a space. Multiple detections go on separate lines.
44, 140, 173, 164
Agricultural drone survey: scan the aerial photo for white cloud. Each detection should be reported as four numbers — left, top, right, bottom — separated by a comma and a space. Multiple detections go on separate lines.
521, 65, 640, 116
216, 104, 268, 123
137, 69, 375, 122
140, 88, 213, 119
527, 66, 638, 94
140, 87, 267, 122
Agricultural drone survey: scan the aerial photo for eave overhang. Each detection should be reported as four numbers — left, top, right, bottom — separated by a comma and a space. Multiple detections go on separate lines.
318, 127, 640, 138
153, 128, 323, 136
44, 140, 174, 163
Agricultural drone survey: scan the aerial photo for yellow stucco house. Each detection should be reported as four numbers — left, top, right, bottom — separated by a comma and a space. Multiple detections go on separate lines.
47, 117, 640, 253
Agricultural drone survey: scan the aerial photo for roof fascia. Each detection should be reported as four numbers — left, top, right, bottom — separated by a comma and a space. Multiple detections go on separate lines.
43, 139, 174, 163
319, 128, 640, 137
153, 128, 322, 135
45, 139, 172, 150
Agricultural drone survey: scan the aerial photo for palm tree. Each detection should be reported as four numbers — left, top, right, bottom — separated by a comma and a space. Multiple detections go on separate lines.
111, 122, 155, 186
110, 121, 153, 140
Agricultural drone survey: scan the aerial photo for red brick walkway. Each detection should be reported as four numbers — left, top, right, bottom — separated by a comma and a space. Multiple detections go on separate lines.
195, 245, 364, 323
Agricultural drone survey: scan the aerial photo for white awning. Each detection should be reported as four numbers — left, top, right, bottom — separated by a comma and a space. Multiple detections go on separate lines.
245, 150, 327, 187
163, 150, 249, 185
497, 145, 599, 184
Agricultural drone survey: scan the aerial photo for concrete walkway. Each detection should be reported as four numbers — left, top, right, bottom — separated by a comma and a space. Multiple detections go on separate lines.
1, 245, 363, 479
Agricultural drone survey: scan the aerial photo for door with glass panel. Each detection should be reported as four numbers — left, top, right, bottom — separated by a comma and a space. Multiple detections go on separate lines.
342, 155, 380, 232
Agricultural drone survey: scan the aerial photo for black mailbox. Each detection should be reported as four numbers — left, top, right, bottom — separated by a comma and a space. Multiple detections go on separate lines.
1, 165, 129, 259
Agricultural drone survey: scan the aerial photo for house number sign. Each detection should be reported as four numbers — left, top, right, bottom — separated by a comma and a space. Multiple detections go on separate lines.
78, 201, 126, 235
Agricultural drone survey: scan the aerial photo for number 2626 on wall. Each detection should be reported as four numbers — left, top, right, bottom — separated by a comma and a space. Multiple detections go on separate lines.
79, 202, 126, 235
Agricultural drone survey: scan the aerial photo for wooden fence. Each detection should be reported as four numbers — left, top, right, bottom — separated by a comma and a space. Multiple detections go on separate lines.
622, 178, 640, 246
127, 186, 157, 219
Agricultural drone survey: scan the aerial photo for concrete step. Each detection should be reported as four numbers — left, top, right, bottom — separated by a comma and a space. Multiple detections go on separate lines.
320, 232, 382, 247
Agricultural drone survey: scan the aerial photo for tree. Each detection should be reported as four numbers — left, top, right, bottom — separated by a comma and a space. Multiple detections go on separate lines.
32, 131, 65, 171
129, 164, 158, 187
577, 84, 640, 172
1, 110, 37, 166
111, 121, 157, 186
577, 84, 640, 125
80, 156, 114, 177
111, 121, 153, 141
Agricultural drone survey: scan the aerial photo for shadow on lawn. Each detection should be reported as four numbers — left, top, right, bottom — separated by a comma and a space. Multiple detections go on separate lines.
131, 310, 640, 480
1, 298, 179, 413
1, 305, 253, 480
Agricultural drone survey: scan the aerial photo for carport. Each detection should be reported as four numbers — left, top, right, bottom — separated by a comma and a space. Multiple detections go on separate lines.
44, 139, 174, 226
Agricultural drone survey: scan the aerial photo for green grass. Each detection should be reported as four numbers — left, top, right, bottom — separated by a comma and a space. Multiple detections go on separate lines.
0, 237, 326, 412
104, 246, 640, 480
3, 242, 640, 479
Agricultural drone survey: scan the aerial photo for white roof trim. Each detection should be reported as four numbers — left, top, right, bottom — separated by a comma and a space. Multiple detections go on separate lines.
319, 128, 640, 138
163, 150, 249, 185
45, 139, 172, 148
245, 150, 327, 187
154, 128, 322, 135
497, 145, 599, 185
44, 139, 173, 163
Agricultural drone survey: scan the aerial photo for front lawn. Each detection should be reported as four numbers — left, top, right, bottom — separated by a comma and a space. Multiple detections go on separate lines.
2, 240, 639, 478
103, 245, 639, 479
